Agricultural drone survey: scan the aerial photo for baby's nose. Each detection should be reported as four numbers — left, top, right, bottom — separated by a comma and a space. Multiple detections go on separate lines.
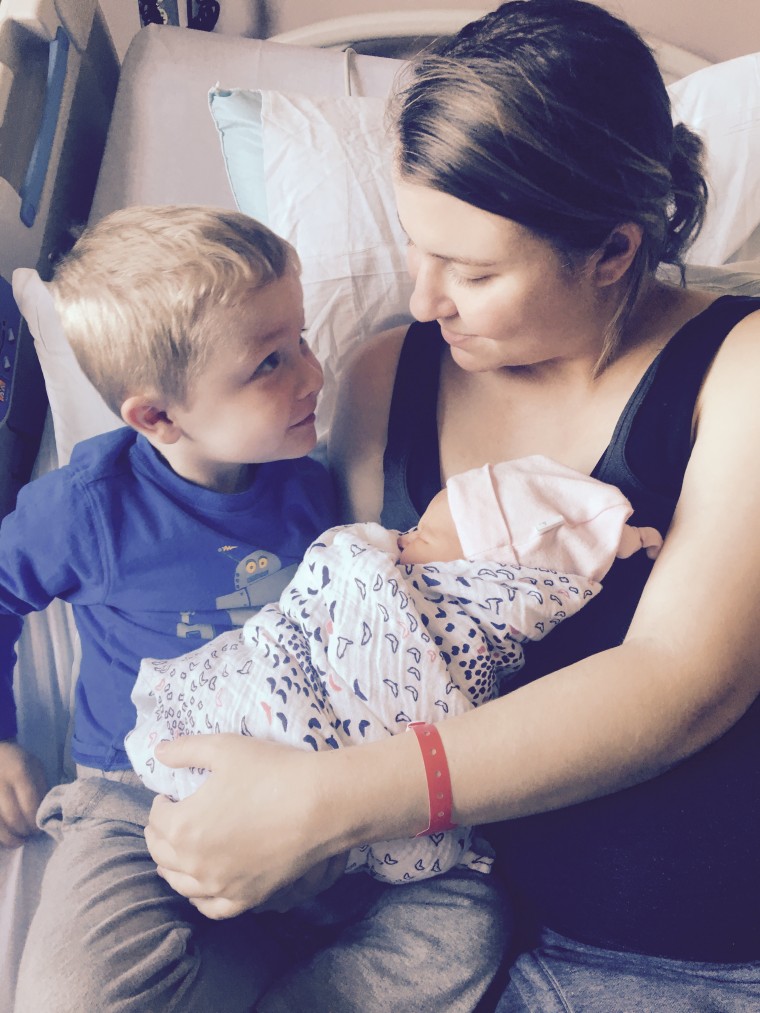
397, 528, 417, 551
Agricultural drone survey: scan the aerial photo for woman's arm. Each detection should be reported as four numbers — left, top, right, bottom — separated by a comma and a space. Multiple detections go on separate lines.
337, 307, 760, 827
145, 312, 760, 917
328, 326, 407, 522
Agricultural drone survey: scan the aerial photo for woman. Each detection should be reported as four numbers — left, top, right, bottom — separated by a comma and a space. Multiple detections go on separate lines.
146, 2, 760, 1008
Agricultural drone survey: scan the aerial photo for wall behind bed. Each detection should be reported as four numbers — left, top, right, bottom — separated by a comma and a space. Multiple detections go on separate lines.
100, 1, 759, 65
608, 0, 759, 62
267, 1, 757, 63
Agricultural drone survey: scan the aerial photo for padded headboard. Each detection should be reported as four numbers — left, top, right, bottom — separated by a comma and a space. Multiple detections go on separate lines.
90, 27, 403, 222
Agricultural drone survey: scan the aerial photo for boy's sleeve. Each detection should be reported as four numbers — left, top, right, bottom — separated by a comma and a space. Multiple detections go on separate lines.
0, 469, 105, 740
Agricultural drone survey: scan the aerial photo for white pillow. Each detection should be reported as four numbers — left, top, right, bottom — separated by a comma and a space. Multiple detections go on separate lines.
669, 52, 760, 265
209, 87, 414, 441
11, 268, 121, 467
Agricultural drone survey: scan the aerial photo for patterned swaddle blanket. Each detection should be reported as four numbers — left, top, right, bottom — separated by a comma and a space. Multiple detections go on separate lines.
127, 521, 600, 883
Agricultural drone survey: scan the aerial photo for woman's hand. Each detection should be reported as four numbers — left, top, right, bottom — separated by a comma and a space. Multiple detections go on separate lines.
253, 853, 349, 914
0, 740, 47, 848
144, 734, 343, 919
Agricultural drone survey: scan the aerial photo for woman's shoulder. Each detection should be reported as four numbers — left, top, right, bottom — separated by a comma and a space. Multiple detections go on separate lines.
645, 287, 760, 435
643, 284, 760, 369
671, 292, 760, 504
699, 295, 760, 402
668, 287, 760, 378
329, 325, 410, 522
344, 324, 410, 382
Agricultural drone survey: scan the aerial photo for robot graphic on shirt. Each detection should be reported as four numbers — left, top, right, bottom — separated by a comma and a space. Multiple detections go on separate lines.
176, 545, 299, 640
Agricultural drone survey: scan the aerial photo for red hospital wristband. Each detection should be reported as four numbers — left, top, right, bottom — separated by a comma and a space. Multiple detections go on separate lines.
407, 721, 458, 837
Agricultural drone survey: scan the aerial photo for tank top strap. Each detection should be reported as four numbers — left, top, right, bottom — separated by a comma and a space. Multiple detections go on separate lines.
595, 294, 760, 512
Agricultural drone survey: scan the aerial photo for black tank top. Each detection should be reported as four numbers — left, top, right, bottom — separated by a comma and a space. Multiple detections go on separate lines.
382, 296, 760, 961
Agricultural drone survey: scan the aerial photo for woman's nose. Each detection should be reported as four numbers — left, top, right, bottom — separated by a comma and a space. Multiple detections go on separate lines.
408, 257, 457, 323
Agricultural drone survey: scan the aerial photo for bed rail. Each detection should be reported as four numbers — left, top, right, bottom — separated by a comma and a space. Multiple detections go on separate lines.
0, 0, 118, 519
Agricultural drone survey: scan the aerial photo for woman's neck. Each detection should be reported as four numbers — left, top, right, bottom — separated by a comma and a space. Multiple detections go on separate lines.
437, 280, 716, 480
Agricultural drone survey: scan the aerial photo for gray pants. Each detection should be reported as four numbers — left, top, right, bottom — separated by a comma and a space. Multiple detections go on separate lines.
14, 773, 509, 1012
496, 928, 760, 1012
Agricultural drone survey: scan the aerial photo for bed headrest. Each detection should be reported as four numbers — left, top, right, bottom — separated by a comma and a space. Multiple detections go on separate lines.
13, 51, 760, 468
209, 86, 413, 443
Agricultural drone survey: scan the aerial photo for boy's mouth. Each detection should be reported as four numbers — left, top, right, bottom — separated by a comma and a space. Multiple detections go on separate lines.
290, 411, 316, 430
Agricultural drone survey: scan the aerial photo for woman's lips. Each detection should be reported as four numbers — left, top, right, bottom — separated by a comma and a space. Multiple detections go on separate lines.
440, 326, 474, 347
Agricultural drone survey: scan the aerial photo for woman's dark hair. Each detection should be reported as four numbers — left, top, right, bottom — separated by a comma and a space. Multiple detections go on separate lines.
390, 0, 708, 365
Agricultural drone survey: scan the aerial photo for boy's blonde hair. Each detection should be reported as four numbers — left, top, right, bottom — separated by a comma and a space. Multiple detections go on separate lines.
50, 205, 299, 416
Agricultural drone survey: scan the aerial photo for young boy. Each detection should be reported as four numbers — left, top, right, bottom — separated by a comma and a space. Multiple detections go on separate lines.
9, 206, 508, 1013
0, 205, 332, 844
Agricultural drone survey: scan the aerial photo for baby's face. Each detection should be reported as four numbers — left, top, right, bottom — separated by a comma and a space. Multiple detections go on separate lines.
397, 489, 464, 565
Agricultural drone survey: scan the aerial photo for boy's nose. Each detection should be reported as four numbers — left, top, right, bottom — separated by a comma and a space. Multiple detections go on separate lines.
298, 346, 324, 398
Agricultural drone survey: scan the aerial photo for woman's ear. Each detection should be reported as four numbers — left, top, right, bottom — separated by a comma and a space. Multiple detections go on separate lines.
121, 395, 181, 444
591, 222, 643, 287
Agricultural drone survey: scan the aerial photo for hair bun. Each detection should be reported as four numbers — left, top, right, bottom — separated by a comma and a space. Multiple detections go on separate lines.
663, 122, 708, 264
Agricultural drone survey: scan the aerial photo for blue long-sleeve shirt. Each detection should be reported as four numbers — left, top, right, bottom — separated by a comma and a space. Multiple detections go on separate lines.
0, 428, 336, 768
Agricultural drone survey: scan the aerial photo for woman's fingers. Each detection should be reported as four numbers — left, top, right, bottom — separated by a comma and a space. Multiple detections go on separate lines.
256, 853, 349, 913
152, 733, 226, 771
143, 734, 334, 913
143, 794, 181, 870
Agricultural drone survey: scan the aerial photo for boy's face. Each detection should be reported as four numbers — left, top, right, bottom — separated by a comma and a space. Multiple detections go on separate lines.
397, 489, 464, 565
166, 270, 323, 489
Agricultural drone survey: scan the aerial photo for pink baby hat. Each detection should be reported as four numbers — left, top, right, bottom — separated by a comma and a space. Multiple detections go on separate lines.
446, 455, 662, 581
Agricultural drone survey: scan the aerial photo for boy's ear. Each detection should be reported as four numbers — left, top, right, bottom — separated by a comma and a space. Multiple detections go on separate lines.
121, 395, 181, 444
591, 222, 643, 287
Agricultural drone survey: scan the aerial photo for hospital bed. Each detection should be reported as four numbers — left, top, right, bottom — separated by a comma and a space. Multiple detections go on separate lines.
2, 1, 760, 1006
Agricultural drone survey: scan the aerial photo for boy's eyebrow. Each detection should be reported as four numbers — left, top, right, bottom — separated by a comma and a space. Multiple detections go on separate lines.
255, 316, 307, 345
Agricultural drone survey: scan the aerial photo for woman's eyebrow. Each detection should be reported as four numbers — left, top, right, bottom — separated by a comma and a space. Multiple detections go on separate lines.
442, 254, 499, 268
396, 214, 500, 268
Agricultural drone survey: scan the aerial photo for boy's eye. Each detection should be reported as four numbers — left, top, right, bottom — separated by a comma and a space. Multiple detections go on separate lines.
252, 351, 281, 378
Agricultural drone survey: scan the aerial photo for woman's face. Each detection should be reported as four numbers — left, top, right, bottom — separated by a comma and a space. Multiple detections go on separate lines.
394, 179, 603, 372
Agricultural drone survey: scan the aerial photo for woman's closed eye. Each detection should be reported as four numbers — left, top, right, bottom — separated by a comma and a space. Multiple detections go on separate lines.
447, 264, 492, 287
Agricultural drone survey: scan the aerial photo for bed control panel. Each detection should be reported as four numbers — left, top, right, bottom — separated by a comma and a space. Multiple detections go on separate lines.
0, 273, 47, 519
0, 289, 18, 425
